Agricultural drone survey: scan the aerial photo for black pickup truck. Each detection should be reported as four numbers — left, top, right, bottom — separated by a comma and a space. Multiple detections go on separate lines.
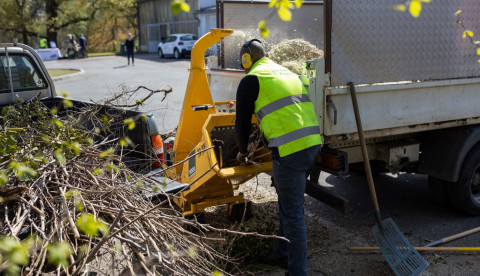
0, 42, 163, 173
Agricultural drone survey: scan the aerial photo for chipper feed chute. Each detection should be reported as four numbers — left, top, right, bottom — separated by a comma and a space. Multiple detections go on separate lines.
164, 29, 273, 220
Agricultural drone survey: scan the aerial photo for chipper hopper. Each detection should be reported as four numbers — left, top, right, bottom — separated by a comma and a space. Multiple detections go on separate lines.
157, 29, 272, 220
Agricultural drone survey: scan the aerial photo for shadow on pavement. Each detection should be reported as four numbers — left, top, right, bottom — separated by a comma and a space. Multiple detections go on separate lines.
131, 53, 192, 64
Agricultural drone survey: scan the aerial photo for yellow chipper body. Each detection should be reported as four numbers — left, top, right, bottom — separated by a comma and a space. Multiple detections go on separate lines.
163, 29, 272, 219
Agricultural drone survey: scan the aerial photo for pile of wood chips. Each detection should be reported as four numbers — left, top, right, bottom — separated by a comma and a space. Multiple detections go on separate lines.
267, 38, 324, 75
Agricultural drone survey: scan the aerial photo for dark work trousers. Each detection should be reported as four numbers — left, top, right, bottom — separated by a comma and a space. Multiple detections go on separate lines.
272, 145, 320, 276
127, 50, 134, 65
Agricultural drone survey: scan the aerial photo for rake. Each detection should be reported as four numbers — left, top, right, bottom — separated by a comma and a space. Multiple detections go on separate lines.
348, 82, 429, 276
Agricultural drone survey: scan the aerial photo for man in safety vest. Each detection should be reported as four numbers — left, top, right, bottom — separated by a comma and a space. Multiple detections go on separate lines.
39, 37, 47, 49
235, 39, 322, 276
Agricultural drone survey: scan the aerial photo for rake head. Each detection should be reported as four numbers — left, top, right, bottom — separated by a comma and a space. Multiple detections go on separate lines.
372, 218, 429, 276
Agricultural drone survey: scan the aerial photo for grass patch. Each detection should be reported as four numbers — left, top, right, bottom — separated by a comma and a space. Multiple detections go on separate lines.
88, 52, 116, 57
48, 69, 80, 78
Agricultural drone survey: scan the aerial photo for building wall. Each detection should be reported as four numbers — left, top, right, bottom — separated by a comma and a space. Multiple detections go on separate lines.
138, 0, 200, 52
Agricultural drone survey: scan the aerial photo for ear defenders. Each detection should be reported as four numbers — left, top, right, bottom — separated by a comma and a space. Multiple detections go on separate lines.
241, 39, 262, 69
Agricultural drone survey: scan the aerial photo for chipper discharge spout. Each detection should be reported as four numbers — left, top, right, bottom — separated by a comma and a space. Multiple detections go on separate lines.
166, 28, 273, 220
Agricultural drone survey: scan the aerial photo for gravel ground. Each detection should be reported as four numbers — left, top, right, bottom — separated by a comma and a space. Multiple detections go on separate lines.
226, 173, 480, 276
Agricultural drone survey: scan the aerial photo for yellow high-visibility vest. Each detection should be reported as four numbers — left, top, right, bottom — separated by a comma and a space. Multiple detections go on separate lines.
246, 58, 322, 157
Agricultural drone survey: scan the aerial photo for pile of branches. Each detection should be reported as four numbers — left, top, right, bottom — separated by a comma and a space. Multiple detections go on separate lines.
0, 94, 247, 275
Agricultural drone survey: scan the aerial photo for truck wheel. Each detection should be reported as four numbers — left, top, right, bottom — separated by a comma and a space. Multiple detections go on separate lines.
428, 176, 450, 206
448, 144, 480, 215
174, 48, 181, 59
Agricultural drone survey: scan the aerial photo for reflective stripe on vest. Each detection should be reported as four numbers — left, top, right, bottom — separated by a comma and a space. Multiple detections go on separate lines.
268, 126, 321, 147
256, 94, 312, 123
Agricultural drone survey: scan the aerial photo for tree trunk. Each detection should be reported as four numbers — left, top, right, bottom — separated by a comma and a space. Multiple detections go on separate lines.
45, 0, 59, 45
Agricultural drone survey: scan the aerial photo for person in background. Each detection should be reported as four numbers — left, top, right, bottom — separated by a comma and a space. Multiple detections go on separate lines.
234, 39, 322, 276
79, 34, 87, 58
39, 37, 47, 49
124, 33, 135, 66
67, 34, 77, 59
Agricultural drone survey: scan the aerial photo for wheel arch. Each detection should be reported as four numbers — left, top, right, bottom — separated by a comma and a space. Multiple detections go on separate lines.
419, 125, 480, 182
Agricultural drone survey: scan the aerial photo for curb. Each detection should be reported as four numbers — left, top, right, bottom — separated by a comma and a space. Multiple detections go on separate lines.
51, 68, 85, 81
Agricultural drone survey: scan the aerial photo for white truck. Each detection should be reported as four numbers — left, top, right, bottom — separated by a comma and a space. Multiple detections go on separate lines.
207, 1, 480, 215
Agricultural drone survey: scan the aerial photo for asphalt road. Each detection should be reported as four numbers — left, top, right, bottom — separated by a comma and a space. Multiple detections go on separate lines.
45, 53, 190, 133
45, 55, 480, 275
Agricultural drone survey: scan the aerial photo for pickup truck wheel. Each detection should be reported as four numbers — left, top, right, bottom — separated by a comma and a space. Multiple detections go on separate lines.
428, 176, 451, 206
448, 144, 480, 215
158, 48, 164, 58
174, 48, 181, 59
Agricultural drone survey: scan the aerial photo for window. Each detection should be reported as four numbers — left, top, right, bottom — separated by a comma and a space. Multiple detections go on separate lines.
0, 54, 46, 93
180, 35, 198, 41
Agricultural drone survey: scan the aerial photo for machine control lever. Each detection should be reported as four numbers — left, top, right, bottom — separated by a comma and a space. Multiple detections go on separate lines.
192, 104, 213, 111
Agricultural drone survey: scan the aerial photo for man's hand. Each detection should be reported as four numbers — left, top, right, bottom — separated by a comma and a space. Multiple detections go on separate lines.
236, 152, 248, 165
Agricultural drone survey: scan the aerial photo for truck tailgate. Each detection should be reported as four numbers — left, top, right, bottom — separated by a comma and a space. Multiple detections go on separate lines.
321, 78, 480, 143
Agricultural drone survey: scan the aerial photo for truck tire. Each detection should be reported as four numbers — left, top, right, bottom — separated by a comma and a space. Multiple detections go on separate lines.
448, 144, 480, 215
428, 176, 450, 206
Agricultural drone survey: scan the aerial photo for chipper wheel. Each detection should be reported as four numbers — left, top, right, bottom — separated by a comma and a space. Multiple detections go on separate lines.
228, 201, 253, 223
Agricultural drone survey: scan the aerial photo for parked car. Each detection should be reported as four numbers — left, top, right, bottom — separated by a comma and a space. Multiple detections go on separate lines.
157, 34, 198, 59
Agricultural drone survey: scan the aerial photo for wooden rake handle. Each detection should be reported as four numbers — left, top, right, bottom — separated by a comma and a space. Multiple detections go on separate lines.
348, 82, 381, 222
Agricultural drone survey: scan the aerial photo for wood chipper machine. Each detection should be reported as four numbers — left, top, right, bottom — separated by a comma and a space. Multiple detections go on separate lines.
153, 29, 273, 220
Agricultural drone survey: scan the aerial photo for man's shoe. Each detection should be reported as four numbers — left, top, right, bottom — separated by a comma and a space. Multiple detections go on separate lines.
260, 251, 288, 269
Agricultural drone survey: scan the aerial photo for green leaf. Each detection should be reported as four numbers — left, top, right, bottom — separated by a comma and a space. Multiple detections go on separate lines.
63, 99, 73, 109
171, 0, 190, 15
92, 168, 102, 175
70, 142, 81, 155
99, 148, 114, 158
54, 149, 66, 164
0, 170, 8, 186
0, 236, 30, 266
212, 271, 224, 276
258, 20, 270, 38
119, 136, 134, 147
277, 7, 292, 21
393, 4, 407, 12
135, 99, 145, 106
47, 242, 71, 267
409, 0, 422, 17
51, 107, 58, 114
187, 246, 197, 258
51, 118, 63, 127
463, 30, 474, 38
18, 165, 38, 178
58, 91, 70, 98
76, 213, 108, 237
123, 118, 136, 130
294, 0, 302, 9
106, 162, 119, 173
